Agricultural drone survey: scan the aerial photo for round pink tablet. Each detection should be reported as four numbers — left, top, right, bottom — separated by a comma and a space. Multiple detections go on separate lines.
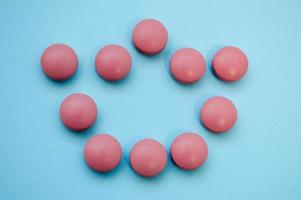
41, 43, 78, 81
95, 44, 132, 81
213, 46, 248, 82
200, 96, 237, 133
130, 139, 167, 177
132, 19, 168, 54
171, 132, 208, 170
60, 93, 97, 131
84, 134, 122, 172
169, 48, 206, 84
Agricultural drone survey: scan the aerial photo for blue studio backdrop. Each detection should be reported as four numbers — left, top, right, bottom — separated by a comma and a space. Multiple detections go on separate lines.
0, 0, 300, 199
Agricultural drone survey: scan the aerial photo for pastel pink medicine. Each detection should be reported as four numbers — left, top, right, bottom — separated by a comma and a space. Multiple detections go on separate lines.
41, 44, 78, 80
95, 44, 132, 81
170, 48, 206, 84
171, 132, 208, 170
130, 139, 167, 177
60, 93, 97, 131
132, 19, 168, 54
84, 134, 122, 172
213, 46, 248, 82
201, 96, 237, 133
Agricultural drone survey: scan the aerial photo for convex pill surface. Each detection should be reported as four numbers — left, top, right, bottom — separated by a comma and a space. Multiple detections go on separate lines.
41, 43, 78, 81
170, 48, 206, 84
132, 19, 168, 54
130, 139, 167, 177
95, 44, 132, 81
200, 96, 237, 133
84, 134, 122, 172
60, 93, 97, 131
213, 46, 248, 82
171, 132, 208, 170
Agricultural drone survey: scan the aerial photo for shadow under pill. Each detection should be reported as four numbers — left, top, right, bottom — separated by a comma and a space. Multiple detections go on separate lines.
81, 157, 125, 179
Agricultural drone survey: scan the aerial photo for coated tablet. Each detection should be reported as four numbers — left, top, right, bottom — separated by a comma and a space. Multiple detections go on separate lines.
171, 132, 208, 170
41, 44, 78, 81
213, 46, 248, 82
60, 93, 97, 131
84, 134, 122, 172
170, 48, 206, 84
130, 139, 167, 177
132, 19, 168, 54
95, 44, 132, 81
200, 96, 237, 133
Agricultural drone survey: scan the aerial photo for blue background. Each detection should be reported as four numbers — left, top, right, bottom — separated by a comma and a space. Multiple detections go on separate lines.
1, 0, 300, 199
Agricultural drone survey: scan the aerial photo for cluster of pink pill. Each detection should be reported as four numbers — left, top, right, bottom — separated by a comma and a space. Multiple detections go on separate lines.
41, 19, 248, 177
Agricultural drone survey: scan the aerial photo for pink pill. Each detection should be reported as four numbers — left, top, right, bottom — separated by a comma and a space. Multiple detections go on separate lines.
213, 46, 248, 82
84, 134, 122, 172
132, 19, 168, 54
130, 139, 167, 177
171, 132, 208, 170
60, 93, 97, 131
95, 44, 132, 81
169, 48, 206, 84
41, 44, 78, 81
200, 96, 237, 133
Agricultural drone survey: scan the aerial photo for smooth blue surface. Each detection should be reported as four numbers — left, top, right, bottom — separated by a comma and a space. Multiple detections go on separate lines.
1, 0, 301, 199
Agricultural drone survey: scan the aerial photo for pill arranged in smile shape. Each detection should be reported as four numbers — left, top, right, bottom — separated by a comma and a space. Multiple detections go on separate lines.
171, 132, 208, 170
95, 44, 132, 81
132, 19, 168, 54
170, 48, 206, 84
60, 93, 97, 131
130, 139, 167, 177
213, 46, 248, 82
200, 96, 237, 133
84, 134, 122, 172
40, 20, 249, 178
41, 43, 78, 81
